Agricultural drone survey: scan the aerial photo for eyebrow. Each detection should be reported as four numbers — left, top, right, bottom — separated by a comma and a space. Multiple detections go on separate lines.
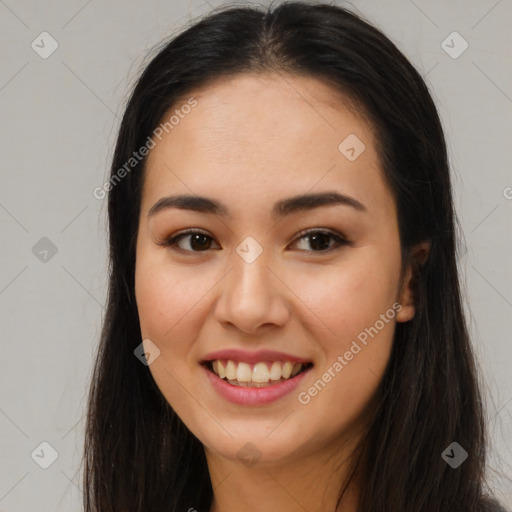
147, 191, 367, 218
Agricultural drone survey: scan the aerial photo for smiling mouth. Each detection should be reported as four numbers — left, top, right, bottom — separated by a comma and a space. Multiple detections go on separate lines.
202, 359, 314, 388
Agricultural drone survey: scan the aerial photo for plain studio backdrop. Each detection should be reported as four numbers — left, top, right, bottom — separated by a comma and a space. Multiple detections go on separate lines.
0, 0, 511, 510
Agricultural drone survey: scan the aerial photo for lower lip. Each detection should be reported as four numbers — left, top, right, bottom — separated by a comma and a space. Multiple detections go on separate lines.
202, 364, 312, 406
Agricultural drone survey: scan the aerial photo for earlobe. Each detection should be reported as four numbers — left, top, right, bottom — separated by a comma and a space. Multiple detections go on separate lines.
395, 241, 431, 323
396, 264, 415, 323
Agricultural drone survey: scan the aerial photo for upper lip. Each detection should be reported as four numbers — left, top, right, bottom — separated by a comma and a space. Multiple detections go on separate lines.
201, 349, 311, 365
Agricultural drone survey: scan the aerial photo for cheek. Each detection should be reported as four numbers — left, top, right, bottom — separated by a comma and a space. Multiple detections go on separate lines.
289, 250, 400, 419
291, 254, 400, 343
135, 259, 204, 341
292, 264, 397, 432
134, 259, 206, 410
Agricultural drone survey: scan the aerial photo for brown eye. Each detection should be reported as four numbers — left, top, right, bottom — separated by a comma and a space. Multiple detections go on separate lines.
292, 229, 349, 253
180, 233, 212, 251
161, 230, 220, 252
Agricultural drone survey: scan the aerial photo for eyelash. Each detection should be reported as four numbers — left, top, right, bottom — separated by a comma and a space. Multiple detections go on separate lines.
157, 228, 351, 254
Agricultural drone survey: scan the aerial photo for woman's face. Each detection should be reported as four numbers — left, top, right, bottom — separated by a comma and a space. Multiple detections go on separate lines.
135, 72, 417, 468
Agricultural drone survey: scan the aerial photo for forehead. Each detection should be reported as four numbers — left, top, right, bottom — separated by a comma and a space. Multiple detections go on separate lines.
141, 72, 390, 217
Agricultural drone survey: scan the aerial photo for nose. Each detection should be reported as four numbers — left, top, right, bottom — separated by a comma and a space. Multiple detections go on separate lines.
213, 250, 290, 335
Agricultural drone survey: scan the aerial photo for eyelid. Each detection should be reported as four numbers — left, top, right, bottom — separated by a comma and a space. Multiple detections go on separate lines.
293, 227, 349, 243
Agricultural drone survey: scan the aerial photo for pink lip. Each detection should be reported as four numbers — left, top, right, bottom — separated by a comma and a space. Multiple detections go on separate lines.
202, 363, 312, 406
201, 348, 311, 365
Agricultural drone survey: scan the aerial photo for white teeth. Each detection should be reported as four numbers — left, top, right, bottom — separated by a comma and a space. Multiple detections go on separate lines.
236, 362, 252, 382
217, 360, 225, 379
252, 362, 270, 383
225, 360, 237, 380
282, 361, 293, 379
269, 361, 282, 381
209, 359, 307, 384
291, 362, 302, 377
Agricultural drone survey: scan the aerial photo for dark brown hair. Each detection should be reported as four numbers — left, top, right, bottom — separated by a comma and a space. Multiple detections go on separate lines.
83, 1, 507, 510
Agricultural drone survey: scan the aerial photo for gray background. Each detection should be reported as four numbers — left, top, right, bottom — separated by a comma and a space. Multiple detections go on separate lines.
0, 0, 511, 510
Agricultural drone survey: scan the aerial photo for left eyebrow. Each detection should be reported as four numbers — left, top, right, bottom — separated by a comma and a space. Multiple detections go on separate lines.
147, 191, 367, 218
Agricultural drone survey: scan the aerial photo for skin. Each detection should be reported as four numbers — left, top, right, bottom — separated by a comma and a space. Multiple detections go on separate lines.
134, 72, 429, 512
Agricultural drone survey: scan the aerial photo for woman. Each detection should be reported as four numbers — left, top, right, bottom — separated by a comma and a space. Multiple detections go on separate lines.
83, 2, 509, 511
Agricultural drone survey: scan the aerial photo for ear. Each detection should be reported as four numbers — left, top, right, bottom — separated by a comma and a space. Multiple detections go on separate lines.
395, 241, 431, 323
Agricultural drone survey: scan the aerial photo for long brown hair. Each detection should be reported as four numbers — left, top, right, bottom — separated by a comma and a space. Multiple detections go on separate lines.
83, 2, 506, 510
